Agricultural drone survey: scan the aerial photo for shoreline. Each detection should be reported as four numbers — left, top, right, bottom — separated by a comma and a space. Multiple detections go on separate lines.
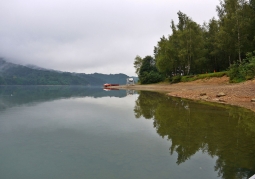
112, 76, 255, 112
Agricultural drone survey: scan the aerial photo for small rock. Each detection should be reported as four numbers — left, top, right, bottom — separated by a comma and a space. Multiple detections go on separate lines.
200, 93, 207, 96
213, 98, 220, 102
216, 92, 226, 97
251, 99, 255, 102
200, 96, 208, 100
219, 99, 226, 102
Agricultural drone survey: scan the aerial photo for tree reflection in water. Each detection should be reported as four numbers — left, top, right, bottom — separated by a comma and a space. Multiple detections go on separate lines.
134, 91, 255, 179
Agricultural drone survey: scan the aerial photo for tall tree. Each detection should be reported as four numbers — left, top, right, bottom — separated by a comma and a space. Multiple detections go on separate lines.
204, 18, 228, 71
133, 55, 143, 76
155, 36, 176, 76
217, 0, 254, 63
155, 12, 206, 76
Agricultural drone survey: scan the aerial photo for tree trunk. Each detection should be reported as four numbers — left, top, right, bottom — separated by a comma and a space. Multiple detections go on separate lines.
237, 18, 242, 63
236, 1, 242, 63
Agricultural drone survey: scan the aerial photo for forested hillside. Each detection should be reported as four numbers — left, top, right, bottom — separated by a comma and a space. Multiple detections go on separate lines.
0, 59, 129, 85
88, 73, 131, 85
134, 0, 255, 84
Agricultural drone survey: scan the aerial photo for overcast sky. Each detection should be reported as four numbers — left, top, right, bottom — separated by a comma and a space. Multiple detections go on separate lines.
0, 0, 219, 76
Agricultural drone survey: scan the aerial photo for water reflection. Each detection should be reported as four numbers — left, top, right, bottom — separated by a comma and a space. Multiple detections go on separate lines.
0, 86, 126, 111
134, 91, 255, 179
1, 87, 254, 178
126, 89, 136, 96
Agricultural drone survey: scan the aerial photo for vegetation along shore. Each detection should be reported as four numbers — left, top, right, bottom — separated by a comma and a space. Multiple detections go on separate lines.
129, 0, 255, 112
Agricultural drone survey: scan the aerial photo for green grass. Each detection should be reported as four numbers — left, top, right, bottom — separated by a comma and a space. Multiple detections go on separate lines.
169, 71, 228, 83
181, 71, 227, 82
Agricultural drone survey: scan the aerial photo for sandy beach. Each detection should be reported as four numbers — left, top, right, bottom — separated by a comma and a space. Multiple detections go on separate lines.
114, 76, 255, 112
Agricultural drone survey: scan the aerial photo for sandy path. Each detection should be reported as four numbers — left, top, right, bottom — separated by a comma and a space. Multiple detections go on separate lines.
114, 76, 255, 112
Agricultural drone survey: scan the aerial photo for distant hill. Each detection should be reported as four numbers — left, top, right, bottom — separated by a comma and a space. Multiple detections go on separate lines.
0, 59, 133, 86
88, 73, 129, 85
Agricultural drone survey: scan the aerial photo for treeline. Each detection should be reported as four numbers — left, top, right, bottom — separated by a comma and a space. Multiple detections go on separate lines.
134, 0, 255, 84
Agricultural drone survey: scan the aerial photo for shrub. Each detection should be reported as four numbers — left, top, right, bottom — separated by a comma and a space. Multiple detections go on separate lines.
171, 75, 182, 83
228, 52, 255, 83
175, 72, 227, 83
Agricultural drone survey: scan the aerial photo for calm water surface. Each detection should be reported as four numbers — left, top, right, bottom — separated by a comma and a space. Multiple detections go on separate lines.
0, 86, 255, 179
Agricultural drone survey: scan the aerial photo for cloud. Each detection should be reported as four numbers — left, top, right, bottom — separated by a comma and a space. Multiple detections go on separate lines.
0, 0, 218, 76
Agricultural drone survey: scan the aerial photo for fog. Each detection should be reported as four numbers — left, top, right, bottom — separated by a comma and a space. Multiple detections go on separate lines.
0, 0, 219, 76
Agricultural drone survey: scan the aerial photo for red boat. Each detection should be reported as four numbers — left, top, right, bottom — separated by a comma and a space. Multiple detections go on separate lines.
103, 83, 119, 88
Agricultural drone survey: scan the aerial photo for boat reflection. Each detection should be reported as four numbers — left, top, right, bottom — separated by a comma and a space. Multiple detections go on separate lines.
103, 88, 119, 91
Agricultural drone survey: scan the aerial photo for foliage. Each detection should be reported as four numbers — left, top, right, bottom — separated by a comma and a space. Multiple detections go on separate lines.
182, 71, 227, 82
170, 75, 182, 83
155, 12, 205, 76
138, 56, 163, 84
133, 55, 143, 76
135, 0, 255, 84
228, 52, 255, 82
169, 72, 227, 83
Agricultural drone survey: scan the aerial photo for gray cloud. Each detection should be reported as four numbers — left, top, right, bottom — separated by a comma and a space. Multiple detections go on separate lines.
0, 0, 218, 76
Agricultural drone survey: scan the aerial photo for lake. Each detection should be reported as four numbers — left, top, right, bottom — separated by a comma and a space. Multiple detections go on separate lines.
0, 86, 255, 179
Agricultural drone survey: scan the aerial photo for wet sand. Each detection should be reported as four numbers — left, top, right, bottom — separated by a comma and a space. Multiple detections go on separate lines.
113, 76, 255, 112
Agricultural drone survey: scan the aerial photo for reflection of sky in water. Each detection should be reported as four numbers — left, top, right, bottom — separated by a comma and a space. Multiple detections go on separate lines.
0, 88, 254, 179
0, 95, 149, 134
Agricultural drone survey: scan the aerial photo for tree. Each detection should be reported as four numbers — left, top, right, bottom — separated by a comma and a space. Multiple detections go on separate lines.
204, 18, 229, 71
155, 12, 205, 76
133, 55, 143, 76
139, 56, 163, 84
137, 0, 255, 84
155, 36, 176, 77
216, 0, 255, 63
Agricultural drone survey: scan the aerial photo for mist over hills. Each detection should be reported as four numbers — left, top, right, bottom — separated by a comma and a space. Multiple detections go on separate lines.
0, 59, 135, 86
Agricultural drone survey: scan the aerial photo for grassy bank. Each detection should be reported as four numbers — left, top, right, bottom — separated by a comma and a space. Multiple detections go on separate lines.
170, 71, 228, 83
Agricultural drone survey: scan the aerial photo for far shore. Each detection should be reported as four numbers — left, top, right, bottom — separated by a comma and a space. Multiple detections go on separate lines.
110, 76, 255, 112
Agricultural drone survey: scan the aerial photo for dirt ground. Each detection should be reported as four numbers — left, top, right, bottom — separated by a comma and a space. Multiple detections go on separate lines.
115, 76, 255, 112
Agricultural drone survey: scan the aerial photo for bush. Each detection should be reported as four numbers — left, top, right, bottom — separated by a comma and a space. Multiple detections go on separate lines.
171, 75, 182, 83
140, 71, 164, 84
138, 56, 164, 84
172, 72, 227, 83
228, 52, 255, 83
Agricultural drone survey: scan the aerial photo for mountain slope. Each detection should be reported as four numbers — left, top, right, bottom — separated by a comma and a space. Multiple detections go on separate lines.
0, 59, 90, 85
0, 59, 131, 85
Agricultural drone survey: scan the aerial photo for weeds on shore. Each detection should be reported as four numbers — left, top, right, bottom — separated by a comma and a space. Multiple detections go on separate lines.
170, 71, 227, 84
228, 52, 255, 83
